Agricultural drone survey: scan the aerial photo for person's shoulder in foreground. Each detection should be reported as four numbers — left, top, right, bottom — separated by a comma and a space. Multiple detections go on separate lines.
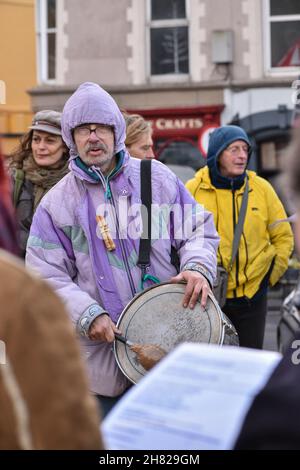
234, 329, 300, 450
0, 250, 103, 449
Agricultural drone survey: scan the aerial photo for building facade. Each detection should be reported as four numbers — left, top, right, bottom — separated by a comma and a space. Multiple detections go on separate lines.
0, 0, 37, 155
29, 0, 300, 181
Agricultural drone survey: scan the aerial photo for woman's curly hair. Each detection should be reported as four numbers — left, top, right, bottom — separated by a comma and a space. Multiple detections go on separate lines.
9, 131, 34, 170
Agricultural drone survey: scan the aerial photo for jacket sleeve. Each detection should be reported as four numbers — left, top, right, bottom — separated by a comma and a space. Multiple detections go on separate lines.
25, 204, 106, 328
265, 181, 294, 286
171, 177, 219, 285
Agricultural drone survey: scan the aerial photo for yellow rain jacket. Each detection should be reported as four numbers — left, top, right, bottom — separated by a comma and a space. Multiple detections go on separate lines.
186, 166, 294, 299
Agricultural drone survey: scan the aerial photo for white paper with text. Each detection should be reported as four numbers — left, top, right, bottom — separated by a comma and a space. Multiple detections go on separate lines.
102, 343, 281, 450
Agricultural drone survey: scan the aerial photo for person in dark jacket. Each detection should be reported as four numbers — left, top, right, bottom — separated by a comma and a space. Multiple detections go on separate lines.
9, 110, 69, 256
234, 126, 300, 450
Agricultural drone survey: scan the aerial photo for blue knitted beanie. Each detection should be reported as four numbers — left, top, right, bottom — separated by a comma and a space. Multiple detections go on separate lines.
206, 125, 251, 189
207, 125, 251, 164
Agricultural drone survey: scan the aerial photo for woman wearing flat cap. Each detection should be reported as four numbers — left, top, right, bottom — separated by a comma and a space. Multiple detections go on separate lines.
9, 110, 69, 256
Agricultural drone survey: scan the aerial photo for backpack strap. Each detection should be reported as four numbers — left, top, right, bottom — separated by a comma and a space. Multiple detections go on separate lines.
13, 169, 25, 207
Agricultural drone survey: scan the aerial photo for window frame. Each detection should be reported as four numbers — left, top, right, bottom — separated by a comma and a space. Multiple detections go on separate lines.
147, 0, 190, 82
36, 0, 57, 83
264, 0, 300, 75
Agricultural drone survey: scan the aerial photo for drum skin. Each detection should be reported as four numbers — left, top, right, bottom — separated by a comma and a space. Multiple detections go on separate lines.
114, 283, 238, 384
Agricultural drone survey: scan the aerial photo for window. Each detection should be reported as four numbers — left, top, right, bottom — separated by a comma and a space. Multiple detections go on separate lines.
149, 0, 189, 76
36, 0, 57, 82
266, 0, 300, 71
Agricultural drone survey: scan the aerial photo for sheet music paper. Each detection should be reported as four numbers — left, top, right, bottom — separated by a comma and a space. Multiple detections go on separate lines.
102, 343, 281, 450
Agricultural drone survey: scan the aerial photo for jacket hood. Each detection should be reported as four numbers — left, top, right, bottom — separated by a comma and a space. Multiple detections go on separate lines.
207, 125, 251, 164
62, 82, 126, 159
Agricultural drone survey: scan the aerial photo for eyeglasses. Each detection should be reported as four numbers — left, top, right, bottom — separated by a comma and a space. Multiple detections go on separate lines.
74, 125, 113, 139
226, 144, 249, 156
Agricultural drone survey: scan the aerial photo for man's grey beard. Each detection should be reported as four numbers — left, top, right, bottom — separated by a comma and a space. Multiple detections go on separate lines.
79, 143, 114, 168
79, 149, 116, 176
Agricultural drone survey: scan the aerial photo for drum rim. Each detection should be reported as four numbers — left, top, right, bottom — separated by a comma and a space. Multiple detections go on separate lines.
114, 282, 225, 384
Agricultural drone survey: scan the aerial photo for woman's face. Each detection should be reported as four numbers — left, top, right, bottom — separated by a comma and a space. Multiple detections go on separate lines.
31, 130, 66, 168
127, 131, 154, 160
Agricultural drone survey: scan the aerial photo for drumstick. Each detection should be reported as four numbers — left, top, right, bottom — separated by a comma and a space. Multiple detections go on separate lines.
114, 333, 134, 347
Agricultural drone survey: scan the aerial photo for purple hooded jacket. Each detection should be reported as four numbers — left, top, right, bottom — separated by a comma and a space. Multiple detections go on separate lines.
26, 82, 219, 396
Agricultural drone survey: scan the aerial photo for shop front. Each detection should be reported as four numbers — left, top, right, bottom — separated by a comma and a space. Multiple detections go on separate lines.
127, 105, 223, 170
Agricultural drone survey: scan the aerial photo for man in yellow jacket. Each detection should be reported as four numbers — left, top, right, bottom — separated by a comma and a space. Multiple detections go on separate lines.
186, 125, 294, 349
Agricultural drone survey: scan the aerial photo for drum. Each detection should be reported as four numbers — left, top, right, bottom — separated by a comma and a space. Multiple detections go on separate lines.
114, 282, 239, 384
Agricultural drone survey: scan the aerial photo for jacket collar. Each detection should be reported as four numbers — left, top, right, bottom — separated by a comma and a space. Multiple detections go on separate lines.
208, 159, 246, 190
69, 150, 128, 184
197, 166, 253, 193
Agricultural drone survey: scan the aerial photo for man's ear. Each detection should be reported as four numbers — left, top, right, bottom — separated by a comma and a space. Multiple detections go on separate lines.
71, 129, 78, 151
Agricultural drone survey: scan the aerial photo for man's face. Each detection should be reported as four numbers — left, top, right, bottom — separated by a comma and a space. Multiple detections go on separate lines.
73, 124, 115, 174
218, 140, 249, 178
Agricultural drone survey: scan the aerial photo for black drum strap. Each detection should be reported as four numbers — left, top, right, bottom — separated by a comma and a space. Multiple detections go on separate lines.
138, 159, 152, 275
138, 160, 180, 279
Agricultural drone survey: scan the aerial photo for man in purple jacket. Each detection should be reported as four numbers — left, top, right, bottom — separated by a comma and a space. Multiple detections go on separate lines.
26, 82, 219, 416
